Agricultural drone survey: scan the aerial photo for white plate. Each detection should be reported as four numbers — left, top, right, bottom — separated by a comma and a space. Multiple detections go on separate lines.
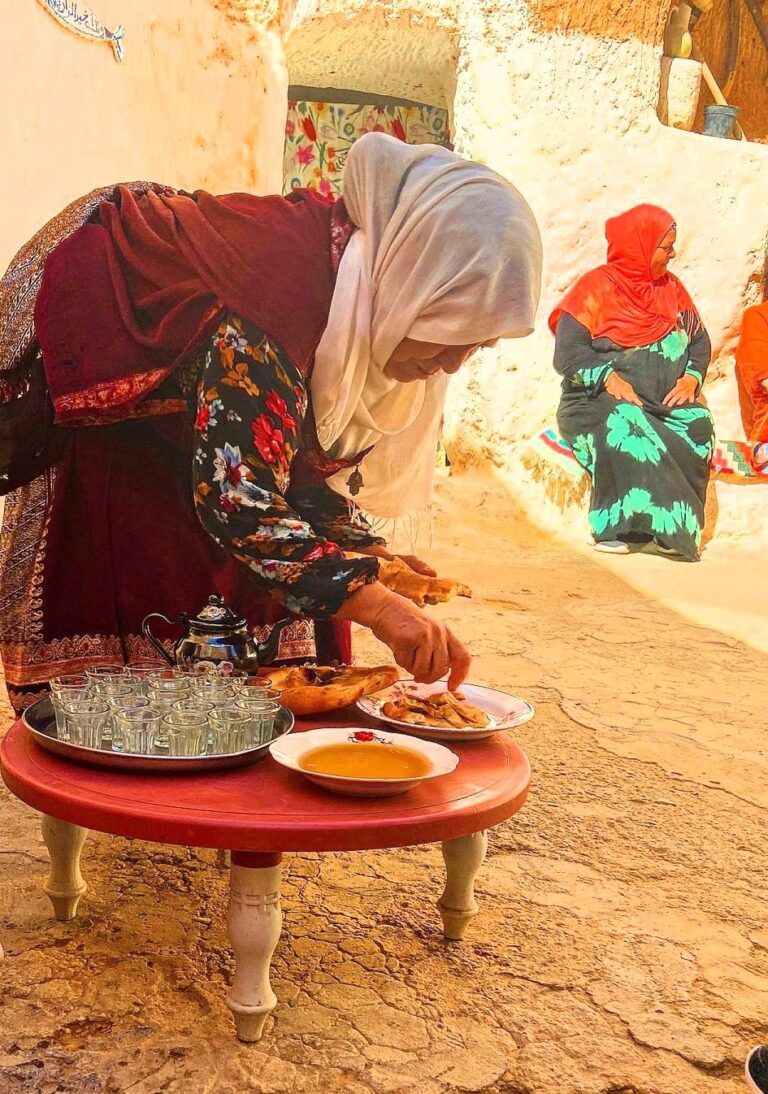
357, 680, 534, 742
268, 726, 458, 796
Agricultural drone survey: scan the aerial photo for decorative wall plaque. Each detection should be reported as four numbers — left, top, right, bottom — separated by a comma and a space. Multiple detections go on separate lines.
36, 0, 124, 62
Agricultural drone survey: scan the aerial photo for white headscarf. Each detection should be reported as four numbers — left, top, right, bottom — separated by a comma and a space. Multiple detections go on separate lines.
312, 133, 542, 518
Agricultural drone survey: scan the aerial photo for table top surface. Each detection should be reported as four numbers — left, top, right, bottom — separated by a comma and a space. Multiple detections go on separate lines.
0, 714, 531, 852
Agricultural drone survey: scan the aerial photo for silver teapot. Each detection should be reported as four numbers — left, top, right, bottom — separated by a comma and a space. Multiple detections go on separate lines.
141, 595, 290, 673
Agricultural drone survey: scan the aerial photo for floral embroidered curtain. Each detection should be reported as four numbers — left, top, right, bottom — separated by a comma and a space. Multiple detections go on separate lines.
283, 95, 451, 196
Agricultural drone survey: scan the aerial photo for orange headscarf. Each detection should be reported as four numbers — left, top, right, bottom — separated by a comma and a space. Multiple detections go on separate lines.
549, 204, 698, 348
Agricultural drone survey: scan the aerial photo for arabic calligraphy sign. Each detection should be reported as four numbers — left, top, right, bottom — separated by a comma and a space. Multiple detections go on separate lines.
36, 0, 125, 62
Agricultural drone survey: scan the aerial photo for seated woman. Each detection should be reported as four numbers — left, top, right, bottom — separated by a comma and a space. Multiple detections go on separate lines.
550, 204, 713, 560
0, 133, 542, 711
735, 301, 768, 472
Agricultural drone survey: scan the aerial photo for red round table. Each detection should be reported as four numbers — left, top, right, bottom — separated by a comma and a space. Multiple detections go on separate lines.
0, 715, 530, 1041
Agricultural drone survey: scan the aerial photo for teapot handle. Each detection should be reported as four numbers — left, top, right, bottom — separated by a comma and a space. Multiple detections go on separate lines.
141, 612, 184, 667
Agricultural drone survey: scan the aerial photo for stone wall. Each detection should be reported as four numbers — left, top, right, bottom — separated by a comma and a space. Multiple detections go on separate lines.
0, 0, 287, 271
286, 4, 457, 111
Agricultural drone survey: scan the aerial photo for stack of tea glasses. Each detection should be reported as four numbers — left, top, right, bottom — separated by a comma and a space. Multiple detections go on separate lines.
48, 661, 282, 758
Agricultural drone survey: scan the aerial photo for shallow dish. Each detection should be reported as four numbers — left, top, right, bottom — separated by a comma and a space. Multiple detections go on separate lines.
22, 697, 294, 773
357, 680, 534, 742
268, 726, 459, 797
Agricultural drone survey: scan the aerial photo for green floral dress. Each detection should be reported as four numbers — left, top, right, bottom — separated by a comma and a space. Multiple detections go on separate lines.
555, 313, 714, 560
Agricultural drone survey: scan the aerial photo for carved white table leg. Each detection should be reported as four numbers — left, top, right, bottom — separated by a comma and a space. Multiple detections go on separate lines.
41, 815, 88, 921
226, 852, 282, 1041
438, 830, 488, 940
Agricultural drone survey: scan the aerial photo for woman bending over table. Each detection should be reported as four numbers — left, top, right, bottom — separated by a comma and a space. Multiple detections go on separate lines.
0, 134, 541, 711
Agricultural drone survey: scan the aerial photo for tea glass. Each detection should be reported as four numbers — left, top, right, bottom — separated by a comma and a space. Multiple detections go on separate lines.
217, 667, 249, 683
50, 673, 91, 697
236, 684, 281, 703
176, 661, 216, 678
190, 678, 237, 703
146, 678, 190, 706
50, 675, 92, 740
57, 697, 110, 750
98, 684, 135, 745
146, 680, 190, 750
162, 710, 208, 757
114, 706, 162, 755
170, 698, 215, 717
86, 664, 128, 693
106, 694, 149, 751
170, 698, 217, 750
233, 699, 280, 745
126, 661, 167, 694
146, 667, 186, 684
209, 708, 253, 753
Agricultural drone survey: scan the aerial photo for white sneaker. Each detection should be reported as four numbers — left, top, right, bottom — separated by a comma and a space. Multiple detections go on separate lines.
593, 540, 630, 554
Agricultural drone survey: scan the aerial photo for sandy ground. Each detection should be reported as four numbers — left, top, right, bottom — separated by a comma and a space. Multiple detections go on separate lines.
1, 471, 767, 1094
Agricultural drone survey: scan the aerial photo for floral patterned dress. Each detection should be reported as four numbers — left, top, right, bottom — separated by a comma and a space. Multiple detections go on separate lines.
191, 312, 384, 615
555, 313, 714, 559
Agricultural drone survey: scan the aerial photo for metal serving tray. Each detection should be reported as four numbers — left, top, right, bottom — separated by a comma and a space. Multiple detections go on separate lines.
22, 697, 294, 774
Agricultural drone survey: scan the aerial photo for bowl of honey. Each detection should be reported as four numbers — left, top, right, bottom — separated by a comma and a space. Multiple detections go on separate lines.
268, 726, 459, 796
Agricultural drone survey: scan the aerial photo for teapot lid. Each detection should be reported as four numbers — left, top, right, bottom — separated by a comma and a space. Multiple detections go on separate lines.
188, 594, 246, 633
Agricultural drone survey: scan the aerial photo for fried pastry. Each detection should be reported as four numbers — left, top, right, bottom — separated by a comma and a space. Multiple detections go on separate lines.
267, 664, 399, 716
381, 689, 490, 729
345, 554, 472, 608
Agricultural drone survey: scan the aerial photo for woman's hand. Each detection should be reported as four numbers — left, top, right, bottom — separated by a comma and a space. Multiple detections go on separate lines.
356, 544, 437, 577
338, 583, 471, 689
663, 375, 698, 408
394, 554, 436, 577
605, 371, 642, 406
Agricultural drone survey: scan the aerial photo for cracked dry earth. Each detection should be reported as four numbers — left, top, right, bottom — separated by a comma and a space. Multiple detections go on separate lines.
1, 472, 767, 1094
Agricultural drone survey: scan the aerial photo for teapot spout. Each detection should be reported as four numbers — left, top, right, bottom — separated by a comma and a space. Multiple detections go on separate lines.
256, 618, 292, 667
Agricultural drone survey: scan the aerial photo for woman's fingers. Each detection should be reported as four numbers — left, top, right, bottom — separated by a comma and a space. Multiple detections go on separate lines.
427, 647, 451, 684
399, 554, 437, 577
422, 621, 451, 682
664, 379, 697, 408
408, 622, 455, 684
409, 637, 434, 682
447, 631, 472, 690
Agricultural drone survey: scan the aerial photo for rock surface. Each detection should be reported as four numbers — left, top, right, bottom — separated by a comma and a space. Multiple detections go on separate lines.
1, 472, 766, 1093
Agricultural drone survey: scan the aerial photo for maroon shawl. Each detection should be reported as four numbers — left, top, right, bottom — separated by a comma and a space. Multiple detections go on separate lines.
35, 186, 341, 423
